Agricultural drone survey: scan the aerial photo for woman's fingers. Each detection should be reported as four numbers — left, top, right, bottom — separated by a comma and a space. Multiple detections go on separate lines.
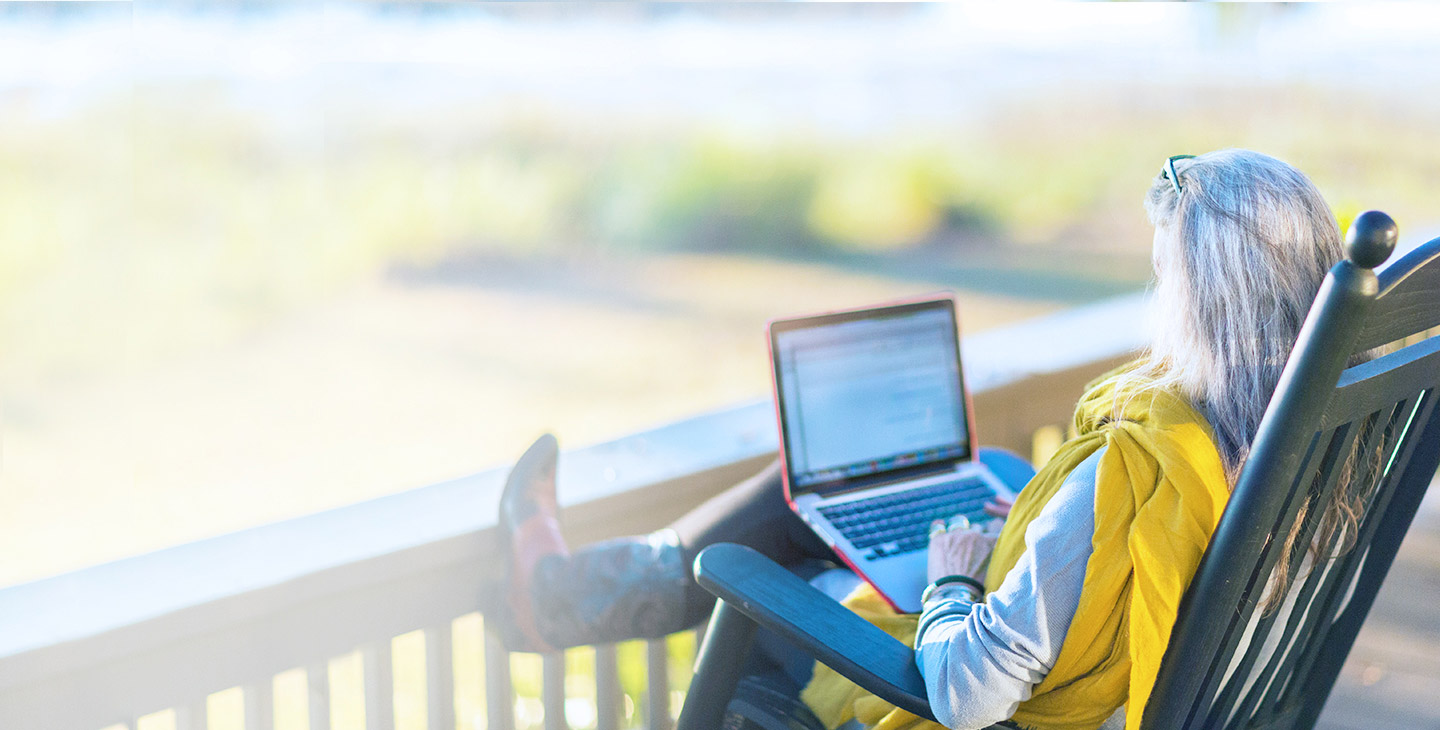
927, 521, 950, 544
983, 494, 1014, 517
926, 523, 1001, 583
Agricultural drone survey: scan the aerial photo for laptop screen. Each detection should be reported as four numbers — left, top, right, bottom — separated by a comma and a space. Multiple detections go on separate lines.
770, 297, 972, 495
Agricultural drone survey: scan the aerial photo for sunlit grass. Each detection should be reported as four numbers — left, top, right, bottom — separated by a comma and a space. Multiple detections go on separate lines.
11, 85, 1440, 391
4, 85, 1437, 387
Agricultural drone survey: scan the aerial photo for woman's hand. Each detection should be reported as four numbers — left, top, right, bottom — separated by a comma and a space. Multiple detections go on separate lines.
926, 517, 1002, 584
983, 495, 1014, 518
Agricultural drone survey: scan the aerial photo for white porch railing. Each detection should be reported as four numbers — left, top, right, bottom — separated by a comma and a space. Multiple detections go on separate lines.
0, 292, 1151, 730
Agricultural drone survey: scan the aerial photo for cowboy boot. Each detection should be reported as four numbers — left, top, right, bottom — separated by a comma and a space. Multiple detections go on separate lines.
497, 433, 567, 651
497, 434, 691, 652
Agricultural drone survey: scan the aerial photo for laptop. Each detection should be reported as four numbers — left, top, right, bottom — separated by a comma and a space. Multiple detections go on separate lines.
768, 294, 1014, 613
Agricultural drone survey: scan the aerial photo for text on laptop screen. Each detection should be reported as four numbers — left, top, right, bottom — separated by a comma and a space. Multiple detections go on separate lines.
774, 304, 969, 489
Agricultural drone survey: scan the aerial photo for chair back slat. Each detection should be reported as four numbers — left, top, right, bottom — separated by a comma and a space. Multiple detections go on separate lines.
1324, 332, 1440, 427
1190, 418, 1358, 724
1262, 405, 1402, 699
1145, 218, 1440, 730
1286, 388, 1437, 706
1205, 414, 1370, 729
1366, 390, 1440, 513
1194, 389, 1437, 730
1213, 419, 1370, 727
1352, 236, 1440, 352
1294, 391, 1440, 730
1209, 606, 1279, 728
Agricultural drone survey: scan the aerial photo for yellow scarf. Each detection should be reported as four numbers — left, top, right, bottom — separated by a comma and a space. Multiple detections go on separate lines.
800, 365, 1231, 730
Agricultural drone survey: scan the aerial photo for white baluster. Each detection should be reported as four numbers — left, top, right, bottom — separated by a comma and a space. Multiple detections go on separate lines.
245, 679, 275, 730
483, 627, 514, 730
594, 644, 621, 730
542, 652, 568, 730
426, 624, 456, 730
363, 642, 395, 730
308, 662, 331, 730
176, 702, 207, 730
646, 640, 672, 730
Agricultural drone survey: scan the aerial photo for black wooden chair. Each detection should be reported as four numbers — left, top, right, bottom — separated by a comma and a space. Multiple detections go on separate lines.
675, 211, 1440, 730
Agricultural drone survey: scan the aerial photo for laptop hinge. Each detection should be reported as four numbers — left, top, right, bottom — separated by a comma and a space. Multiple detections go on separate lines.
823, 461, 959, 495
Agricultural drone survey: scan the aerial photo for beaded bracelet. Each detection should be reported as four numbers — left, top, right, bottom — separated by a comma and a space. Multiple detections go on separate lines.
921, 575, 985, 604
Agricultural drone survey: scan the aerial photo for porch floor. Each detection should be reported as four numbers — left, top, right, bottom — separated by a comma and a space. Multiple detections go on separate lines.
1317, 483, 1440, 729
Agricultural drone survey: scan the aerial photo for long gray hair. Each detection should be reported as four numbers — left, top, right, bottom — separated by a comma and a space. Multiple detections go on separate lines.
1132, 149, 1368, 612
1137, 149, 1343, 480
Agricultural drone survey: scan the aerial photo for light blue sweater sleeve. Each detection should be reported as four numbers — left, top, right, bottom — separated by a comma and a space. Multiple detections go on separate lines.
913, 448, 1103, 730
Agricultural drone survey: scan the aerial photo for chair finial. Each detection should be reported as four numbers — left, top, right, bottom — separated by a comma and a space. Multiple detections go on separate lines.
1346, 210, 1397, 269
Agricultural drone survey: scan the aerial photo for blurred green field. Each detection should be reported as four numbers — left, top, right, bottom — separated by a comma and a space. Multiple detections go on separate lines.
4, 86, 1438, 386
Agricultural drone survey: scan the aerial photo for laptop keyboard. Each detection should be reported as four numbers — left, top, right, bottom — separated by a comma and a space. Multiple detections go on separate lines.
817, 477, 996, 560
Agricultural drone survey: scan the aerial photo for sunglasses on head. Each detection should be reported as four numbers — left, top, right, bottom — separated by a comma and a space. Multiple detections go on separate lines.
1162, 154, 1196, 196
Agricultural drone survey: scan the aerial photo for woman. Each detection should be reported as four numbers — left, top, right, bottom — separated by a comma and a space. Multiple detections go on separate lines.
494, 149, 1351, 730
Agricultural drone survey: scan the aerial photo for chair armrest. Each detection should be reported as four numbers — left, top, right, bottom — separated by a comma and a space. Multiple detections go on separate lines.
692, 543, 936, 722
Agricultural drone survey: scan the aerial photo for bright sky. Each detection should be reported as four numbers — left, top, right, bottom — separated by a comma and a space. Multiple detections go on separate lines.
3, 3, 1439, 128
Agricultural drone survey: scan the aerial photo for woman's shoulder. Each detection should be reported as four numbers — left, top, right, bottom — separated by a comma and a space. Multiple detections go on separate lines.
1023, 446, 1105, 542
1061, 446, 1104, 492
